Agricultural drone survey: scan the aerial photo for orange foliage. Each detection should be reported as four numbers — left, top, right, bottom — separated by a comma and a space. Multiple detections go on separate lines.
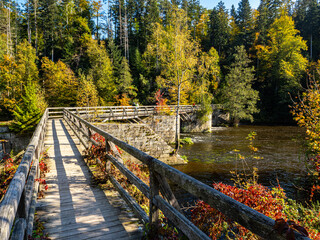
115, 93, 131, 106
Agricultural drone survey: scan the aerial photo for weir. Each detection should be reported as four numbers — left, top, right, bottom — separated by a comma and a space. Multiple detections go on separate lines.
0, 106, 310, 240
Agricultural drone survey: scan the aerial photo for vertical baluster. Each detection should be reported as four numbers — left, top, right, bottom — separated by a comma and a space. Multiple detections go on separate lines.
105, 141, 112, 175
149, 162, 159, 234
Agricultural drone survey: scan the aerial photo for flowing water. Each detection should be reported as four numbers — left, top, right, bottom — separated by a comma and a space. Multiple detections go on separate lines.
175, 125, 308, 201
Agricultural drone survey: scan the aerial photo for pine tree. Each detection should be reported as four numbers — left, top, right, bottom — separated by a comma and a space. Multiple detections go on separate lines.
10, 82, 47, 133
86, 39, 116, 105
220, 45, 259, 125
235, 0, 254, 50
209, 2, 230, 58
117, 57, 136, 98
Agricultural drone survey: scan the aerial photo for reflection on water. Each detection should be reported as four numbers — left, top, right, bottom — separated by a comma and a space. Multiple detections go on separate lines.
175, 125, 307, 200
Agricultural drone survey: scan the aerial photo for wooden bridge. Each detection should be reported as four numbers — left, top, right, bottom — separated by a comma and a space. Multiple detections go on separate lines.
0, 106, 310, 240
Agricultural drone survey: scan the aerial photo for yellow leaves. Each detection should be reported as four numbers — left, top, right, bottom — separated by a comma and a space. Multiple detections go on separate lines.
292, 66, 320, 154
257, 14, 307, 83
41, 57, 78, 107
195, 11, 210, 40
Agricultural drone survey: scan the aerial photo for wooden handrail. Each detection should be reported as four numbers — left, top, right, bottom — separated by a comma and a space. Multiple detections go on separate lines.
63, 109, 310, 240
0, 109, 49, 240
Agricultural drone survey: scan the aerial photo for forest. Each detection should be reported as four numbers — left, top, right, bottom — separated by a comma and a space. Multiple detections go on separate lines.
0, 0, 319, 132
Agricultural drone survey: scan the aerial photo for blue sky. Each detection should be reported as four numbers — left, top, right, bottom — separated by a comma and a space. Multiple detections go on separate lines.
16, 0, 261, 12
200, 0, 260, 10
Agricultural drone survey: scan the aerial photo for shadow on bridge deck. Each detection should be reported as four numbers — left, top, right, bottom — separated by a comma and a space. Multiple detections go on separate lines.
36, 119, 141, 240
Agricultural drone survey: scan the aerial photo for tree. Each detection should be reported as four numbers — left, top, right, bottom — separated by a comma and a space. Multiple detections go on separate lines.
86, 39, 117, 105
41, 57, 78, 107
116, 57, 137, 100
145, 7, 200, 150
209, 2, 230, 57
257, 14, 307, 120
294, 0, 320, 61
0, 40, 39, 112
192, 47, 220, 104
15, 40, 39, 84
76, 74, 99, 107
10, 82, 47, 133
235, 0, 254, 49
220, 46, 259, 126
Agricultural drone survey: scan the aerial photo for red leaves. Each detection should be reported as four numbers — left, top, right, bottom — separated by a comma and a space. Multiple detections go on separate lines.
0, 154, 20, 200
213, 182, 286, 220
191, 183, 287, 239
274, 218, 309, 240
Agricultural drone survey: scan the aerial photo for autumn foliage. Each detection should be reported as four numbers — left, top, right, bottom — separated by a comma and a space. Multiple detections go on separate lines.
155, 89, 171, 115
191, 183, 286, 239
292, 61, 320, 199
0, 154, 20, 201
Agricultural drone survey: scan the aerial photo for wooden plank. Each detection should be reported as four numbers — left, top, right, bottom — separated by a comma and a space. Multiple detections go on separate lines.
149, 164, 159, 228
45, 215, 122, 234
59, 227, 130, 240
49, 221, 126, 239
26, 181, 39, 237
36, 119, 140, 240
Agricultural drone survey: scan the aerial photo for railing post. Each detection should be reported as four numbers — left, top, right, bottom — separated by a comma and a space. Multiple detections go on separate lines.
149, 161, 160, 235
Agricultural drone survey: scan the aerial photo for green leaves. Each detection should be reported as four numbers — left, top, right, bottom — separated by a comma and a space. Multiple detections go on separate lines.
10, 82, 47, 133
220, 45, 259, 124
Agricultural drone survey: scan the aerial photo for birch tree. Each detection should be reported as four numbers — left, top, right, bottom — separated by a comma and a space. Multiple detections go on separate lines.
146, 7, 200, 150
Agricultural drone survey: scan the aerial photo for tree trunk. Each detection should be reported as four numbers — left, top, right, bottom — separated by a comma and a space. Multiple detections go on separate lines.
119, 0, 122, 47
310, 33, 313, 60
34, 0, 38, 56
27, 0, 31, 43
175, 81, 181, 152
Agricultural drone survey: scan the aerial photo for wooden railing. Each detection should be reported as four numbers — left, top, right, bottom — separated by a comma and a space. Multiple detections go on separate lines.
0, 109, 49, 240
49, 104, 223, 122
63, 109, 310, 240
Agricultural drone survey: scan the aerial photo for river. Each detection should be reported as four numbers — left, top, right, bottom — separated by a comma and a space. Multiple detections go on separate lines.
175, 125, 308, 201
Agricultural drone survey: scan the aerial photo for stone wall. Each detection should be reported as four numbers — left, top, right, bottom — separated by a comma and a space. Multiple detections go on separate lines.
212, 109, 230, 126
180, 113, 212, 133
142, 115, 178, 144
0, 126, 30, 157
96, 123, 185, 165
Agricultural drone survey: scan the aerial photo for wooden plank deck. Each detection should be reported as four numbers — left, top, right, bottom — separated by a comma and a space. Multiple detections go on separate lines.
36, 119, 141, 239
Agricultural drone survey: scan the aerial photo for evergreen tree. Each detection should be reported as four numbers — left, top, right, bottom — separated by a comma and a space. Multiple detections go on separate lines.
10, 82, 47, 133
220, 45, 259, 125
86, 39, 116, 105
235, 0, 254, 50
209, 2, 230, 58
117, 57, 136, 98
